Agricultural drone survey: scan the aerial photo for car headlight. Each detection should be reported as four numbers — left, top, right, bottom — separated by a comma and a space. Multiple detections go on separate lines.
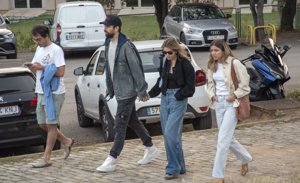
3, 32, 15, 39
183, 27, 203, 34
228, 26, 236, 32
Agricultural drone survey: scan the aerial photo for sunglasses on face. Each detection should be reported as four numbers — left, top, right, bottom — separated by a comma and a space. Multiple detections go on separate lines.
163, 51, 174, 55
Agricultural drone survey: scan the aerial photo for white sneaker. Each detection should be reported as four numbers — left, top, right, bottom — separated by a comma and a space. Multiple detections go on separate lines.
96, 155, 117, 172
137, 145, 159, 165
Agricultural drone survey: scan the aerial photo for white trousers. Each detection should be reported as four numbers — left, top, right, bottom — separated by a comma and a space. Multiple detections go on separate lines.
212, 95, 252, 178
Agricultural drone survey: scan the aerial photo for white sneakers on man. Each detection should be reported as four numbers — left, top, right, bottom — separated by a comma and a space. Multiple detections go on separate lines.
96, 146, 159, 172
137, 145, 159, 165
96, 155, 117, 172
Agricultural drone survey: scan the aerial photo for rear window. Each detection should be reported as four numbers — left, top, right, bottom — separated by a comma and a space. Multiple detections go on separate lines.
0, 73, 35, 94
140, 48, 191, 73
140, 51, 162, 73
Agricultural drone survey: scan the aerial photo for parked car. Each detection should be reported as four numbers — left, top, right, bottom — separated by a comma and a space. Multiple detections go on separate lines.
0, 15, 17, 59
73, 40, 212, 142
0, 67, 60, 149
44, 1, 106, 54
162, 3, 238, 49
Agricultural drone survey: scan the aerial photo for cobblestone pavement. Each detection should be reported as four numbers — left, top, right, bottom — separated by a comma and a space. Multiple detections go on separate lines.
0, 119, 300, 183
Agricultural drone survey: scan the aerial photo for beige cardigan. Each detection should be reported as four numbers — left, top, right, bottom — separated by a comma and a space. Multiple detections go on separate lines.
206, 56, 250, 109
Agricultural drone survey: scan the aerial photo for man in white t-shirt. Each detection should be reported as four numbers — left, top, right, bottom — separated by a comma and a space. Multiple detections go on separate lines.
24, 25, 74, 168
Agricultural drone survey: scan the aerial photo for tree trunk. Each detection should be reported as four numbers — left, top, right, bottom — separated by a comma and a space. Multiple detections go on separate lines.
153, 0, 168, 35
280, 0, 297, 31
250, 0, 265, 43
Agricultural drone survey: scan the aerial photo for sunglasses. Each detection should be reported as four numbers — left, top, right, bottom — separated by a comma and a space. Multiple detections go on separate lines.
163, 51, 174, 55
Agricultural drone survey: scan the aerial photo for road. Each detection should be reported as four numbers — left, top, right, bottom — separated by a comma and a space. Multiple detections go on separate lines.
0, 40, 299, 156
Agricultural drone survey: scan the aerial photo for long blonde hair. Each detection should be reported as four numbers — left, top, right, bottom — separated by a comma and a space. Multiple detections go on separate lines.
161, 37, 190, 61
207, 39, 234, 72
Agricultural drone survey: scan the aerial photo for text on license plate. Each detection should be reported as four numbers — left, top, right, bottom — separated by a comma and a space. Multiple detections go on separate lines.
147, 107, 160, 115
207, 35, 224, 40
66, 33, 85, 40
0, 105, 19, 116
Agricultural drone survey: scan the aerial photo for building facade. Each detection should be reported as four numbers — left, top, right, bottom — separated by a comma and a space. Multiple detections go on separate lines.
0, 0, 298, 13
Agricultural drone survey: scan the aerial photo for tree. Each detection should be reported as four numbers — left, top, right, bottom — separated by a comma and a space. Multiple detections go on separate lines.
279, 0, 297, 31
249, 0, 265, 42
153, 0, 169, 35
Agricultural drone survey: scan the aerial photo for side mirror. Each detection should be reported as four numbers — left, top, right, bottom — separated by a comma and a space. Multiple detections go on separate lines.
4, 17, 10, 24
172, 17, 180, 22
226, 14, 232, 18
73, 67, 84, 76
44, 19, 53, 26
283, 45, 291, 51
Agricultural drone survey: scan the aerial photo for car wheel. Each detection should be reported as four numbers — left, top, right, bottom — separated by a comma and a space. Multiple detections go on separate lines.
75, 92, 94, 127
192, 109, 212, 130
180, 33, 186, 45
7, 53, 17, 59
101, 105, 115, 142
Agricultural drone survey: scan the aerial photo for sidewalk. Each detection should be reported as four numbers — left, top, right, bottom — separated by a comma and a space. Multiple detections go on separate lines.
0, 117, 300, 183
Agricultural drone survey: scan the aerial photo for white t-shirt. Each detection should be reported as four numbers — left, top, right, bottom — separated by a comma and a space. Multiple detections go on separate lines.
108, 39, 118, 80
213, 63, 229, 96
32, 43, 66, 94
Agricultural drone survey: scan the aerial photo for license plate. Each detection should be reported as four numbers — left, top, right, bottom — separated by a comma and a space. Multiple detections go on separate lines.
147, 107, 160, 115
0, 105, 20, 116
66, 33, 85, 40
207, 35, 224, 40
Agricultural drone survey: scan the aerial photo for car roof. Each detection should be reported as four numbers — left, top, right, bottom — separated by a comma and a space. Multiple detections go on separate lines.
0, 67, 32, 74
57, 1, 101, 8
176, 3, 218, 8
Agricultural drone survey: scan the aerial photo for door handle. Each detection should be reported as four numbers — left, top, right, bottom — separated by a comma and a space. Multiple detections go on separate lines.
87, 83, 90, 87
97, 84, 100, 88
77, 25, 85, 28
95, 29, 99, 32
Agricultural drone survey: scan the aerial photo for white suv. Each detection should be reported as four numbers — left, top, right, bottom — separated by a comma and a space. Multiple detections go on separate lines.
73, 40, 211, 142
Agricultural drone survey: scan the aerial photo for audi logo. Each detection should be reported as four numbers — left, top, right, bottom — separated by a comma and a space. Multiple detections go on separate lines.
210, 31, 220, 35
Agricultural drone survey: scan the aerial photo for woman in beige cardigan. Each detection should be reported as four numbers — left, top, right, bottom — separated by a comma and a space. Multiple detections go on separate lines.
206, 39, 252, 183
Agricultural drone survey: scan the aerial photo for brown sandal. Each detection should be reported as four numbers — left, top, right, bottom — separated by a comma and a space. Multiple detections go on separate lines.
241, 163, 249, 176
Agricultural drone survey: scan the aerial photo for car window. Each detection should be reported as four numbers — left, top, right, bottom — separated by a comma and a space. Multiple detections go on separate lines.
140, 51, 163, 73
60, 6, 87, 24
95, 51, 105, 75
85, 51, 98, 75
0, 73, 35, 94
86, 6, 105, 23
183, 5, 225, 20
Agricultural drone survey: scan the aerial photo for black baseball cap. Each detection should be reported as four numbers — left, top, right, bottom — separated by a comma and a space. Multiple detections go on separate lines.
100, 15, 122, 27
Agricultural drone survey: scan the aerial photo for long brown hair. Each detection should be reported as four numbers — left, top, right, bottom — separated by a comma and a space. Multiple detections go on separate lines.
161, 37, 190, 61
207, 39, 234, 72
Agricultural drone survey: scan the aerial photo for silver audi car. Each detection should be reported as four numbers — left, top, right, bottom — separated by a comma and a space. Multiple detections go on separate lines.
162, 3, 238, 48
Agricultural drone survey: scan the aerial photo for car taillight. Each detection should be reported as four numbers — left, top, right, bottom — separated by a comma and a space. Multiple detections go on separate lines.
56, 23, 62, 38
195, 69, 206, 86
199, 106, 208, 112
30, 96, 38, 107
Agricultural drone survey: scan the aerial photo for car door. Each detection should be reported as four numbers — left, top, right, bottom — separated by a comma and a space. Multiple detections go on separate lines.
166, 6, 182, 38
88, 49, 107, 117
79, 51, 99, 115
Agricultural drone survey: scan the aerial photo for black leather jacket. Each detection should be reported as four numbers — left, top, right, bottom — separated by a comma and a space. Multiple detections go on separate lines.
148, 57, 195, 100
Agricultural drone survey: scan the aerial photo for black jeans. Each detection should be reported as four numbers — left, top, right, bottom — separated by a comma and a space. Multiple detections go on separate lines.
110, 97, 153, 158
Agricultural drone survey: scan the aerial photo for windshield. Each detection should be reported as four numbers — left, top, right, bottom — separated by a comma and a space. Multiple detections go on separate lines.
183, 5, 225, 21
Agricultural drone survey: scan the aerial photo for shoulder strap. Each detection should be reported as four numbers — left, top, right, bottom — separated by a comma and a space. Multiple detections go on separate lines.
231, 58, 238, 90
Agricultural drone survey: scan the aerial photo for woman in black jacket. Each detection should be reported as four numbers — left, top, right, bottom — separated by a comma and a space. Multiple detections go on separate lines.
148, 37, 195, 180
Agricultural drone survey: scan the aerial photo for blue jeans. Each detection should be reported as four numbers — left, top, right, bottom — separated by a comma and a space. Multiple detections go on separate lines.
212, 95, 252, 178
160, 89, 187, 175
110, 97, 153, 158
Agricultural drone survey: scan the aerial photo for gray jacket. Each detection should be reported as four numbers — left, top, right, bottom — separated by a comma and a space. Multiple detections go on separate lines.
105, 33, 148, 101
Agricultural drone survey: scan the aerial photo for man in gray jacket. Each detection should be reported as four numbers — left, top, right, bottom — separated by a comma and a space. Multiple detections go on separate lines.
96, 15, 159, 172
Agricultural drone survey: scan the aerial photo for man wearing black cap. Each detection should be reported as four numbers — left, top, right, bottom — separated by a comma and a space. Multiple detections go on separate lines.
96, 15, 159, 172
